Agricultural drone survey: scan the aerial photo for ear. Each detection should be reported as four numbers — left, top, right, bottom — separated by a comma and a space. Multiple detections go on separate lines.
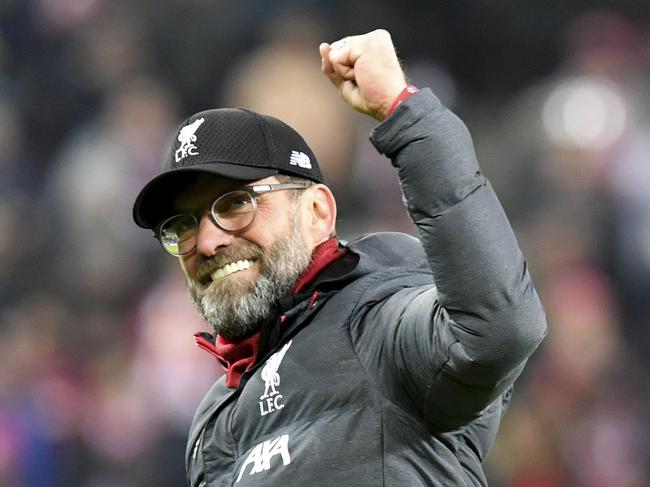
303, 184, 337, 248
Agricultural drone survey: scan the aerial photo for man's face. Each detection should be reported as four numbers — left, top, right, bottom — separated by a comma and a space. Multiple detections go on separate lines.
174, 175, 314, 339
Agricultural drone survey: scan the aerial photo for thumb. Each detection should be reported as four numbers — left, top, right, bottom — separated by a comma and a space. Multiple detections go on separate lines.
319, 42, 339, 87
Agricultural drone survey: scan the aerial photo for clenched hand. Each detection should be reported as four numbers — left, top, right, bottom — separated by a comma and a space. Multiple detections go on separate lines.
320, 29, 407, 121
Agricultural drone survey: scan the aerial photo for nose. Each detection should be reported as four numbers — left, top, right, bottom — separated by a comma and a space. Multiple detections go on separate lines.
195, 213, 235, 256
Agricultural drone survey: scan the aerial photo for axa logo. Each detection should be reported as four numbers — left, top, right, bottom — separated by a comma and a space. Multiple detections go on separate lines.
259, 340, 292, 416
175, 117, 205, 162
236, 434, 291, 483
289, 150, 312, 169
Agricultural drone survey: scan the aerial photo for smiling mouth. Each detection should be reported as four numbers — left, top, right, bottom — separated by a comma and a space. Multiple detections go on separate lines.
208, 259, 255, 283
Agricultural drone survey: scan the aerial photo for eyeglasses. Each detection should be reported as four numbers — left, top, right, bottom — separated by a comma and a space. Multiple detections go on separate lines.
155, 183, 308, 256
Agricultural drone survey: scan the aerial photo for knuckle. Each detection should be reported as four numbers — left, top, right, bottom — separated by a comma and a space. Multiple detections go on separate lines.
363, 29, 392, 50
349, 44, 362, 58
374, 28, 391, 40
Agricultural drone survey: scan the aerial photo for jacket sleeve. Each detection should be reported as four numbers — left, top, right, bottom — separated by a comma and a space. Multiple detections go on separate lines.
354, 89, 547, 431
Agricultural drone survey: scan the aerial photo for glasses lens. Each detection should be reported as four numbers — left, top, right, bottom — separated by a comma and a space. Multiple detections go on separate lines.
159, 214, 197, 255
212, 191, 255, 231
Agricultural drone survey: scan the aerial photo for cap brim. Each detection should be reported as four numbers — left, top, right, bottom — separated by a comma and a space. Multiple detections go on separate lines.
133, 162, 279, 229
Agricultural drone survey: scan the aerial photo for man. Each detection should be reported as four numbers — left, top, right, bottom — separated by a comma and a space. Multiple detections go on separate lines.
132, 30, 546, 486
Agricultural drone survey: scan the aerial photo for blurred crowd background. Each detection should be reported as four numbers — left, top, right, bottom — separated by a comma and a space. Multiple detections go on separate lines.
0, 0, 649, 485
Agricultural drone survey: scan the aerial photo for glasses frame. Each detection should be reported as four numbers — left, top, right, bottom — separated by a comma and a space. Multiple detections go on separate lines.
154, 182, 309, 256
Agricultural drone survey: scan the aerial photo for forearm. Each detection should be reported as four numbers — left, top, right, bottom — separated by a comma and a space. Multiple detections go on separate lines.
370, 89, 546, 379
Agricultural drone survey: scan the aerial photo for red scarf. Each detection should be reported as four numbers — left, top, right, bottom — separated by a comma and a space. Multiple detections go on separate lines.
194, 237, 344, 388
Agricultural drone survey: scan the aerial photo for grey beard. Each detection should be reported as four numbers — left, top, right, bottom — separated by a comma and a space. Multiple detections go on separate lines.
187, 218, 313, 340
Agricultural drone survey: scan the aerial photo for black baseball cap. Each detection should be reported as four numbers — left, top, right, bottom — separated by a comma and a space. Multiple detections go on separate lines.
132, 108, 324, 229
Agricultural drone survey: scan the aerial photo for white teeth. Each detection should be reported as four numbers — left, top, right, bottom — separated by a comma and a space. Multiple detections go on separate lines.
237, 260, 251, 271
210, 260, 254, 282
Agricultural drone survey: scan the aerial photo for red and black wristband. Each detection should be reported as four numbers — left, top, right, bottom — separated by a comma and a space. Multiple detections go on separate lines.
385, 84, 419, 118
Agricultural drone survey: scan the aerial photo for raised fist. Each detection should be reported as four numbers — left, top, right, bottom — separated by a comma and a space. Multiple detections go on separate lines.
320, 29, 407, 121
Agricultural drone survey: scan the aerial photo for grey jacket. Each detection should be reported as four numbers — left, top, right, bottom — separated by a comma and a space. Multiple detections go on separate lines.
186, 89, 547, 486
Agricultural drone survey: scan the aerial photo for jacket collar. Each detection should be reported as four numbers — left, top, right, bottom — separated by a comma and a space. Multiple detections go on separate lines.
193, 237, 347, 388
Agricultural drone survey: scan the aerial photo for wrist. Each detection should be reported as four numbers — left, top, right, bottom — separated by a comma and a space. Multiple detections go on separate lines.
385, 84, 419, 118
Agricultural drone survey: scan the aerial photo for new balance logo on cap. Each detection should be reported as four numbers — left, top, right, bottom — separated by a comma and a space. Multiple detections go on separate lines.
175, 118, 205, 162
289, 150, 312, 169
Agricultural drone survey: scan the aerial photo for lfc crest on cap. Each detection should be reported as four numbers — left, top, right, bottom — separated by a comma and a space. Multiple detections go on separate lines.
175, 117, 205, 162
